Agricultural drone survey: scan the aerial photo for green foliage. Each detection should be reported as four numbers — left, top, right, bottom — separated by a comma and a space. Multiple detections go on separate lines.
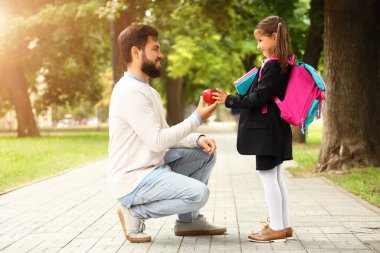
289, 0, 310, 58
32, 1, 110, 111
0, 0, 315, 119
150, 1, 245, 105
151, 0, 312, 106
168, 35, 242, 87
97, 0, 128, 20
0, 0, 110, 115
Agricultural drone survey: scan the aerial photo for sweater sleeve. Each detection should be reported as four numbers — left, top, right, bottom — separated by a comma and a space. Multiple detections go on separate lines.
225, 61, 281, 109
122, 89, 201, 153
170, 133, 202, 148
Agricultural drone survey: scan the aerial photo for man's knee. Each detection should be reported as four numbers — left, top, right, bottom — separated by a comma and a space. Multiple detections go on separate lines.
193, 147, 217, 163
188, 183, 209, 208
208, 151, 217, 167
199, 184, 210, 206
196, 149, 216, 168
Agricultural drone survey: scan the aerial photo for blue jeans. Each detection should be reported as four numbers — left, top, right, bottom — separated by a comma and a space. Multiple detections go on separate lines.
127, 148, 216, 222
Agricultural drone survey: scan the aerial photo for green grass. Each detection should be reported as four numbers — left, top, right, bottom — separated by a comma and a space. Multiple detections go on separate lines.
287, 122, 322, 176
305, 122, 323, 145
287, 122, 380, 207
327, 167, 380, 207
0, 131, 108, 193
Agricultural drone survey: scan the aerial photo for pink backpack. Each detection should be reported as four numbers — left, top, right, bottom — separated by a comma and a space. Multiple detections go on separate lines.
259, 55, 326, 134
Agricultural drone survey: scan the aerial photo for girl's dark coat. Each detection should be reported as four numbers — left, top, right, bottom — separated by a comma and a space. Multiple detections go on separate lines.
225, 61, 292, 160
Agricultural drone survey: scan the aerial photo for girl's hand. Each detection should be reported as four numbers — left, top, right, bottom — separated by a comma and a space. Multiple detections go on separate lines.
212, 89, 228, 104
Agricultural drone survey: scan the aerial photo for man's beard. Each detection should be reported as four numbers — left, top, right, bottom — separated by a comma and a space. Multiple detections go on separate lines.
141, 53, 161, 78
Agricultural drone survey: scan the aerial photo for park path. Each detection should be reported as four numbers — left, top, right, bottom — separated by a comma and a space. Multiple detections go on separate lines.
0, 132, 379, 253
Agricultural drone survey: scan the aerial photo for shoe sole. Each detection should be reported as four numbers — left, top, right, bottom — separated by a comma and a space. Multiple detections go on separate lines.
248, 238, 286, 243
117, 207, 151, 243
175, 228, 227, 236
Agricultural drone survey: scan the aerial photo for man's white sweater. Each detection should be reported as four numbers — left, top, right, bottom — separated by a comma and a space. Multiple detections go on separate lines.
107, 73, 202, 199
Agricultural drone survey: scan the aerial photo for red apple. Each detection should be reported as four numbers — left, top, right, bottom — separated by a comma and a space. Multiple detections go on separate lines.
202, 89, 217, 105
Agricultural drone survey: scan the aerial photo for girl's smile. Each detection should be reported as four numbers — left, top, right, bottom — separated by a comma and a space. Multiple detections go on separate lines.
254, 30, 277, 58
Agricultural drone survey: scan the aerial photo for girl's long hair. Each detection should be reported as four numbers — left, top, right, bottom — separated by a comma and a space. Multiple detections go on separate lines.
255, 16, 293, 73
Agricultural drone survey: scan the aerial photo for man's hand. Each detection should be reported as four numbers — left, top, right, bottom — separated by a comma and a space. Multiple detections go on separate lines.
197, 136, 217, 155
195, 96, 218, 122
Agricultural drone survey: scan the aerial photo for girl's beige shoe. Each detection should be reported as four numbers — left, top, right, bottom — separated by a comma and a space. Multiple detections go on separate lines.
248, 227, 286, 243
285, 227, 293, 238
261, 221, 293, 238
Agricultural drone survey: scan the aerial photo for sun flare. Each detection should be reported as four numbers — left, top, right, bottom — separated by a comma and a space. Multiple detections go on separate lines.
0, 7, 8, 33
0, 10, 6, 32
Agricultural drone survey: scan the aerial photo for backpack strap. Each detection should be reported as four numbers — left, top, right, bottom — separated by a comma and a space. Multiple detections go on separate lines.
259, 57, 277, 114
260, 54, 296, 114
258, 56, 278, 80
259, 54, 295, 79
290, 53, 295, 63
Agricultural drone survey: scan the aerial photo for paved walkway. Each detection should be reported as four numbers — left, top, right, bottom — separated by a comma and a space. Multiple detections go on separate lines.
0, 132, 379, 253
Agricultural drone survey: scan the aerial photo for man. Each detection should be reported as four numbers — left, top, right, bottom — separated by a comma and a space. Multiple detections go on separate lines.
107, 24, 227, 243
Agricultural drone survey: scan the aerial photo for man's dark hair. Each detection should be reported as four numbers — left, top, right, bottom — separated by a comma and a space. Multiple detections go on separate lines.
118, 24, 158, 65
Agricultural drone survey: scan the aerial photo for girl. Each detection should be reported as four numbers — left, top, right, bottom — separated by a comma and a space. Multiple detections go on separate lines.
214, 16, 293, 242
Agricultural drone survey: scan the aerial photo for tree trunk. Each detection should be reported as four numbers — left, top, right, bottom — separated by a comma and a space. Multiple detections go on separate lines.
293, 0, 324, 143
291, 127, 305, 143
2, 65, 40, 137
165, 77, 184, 125
111, 0, 137, 85
316, 0, 380, 172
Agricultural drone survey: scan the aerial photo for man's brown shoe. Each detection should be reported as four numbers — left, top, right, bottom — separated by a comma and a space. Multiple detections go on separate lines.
117, 206, 151, 243
174, 214, 227, 236
248, 227, 286, 243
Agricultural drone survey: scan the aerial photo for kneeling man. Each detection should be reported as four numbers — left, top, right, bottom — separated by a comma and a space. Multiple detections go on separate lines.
107, 24, 226, 243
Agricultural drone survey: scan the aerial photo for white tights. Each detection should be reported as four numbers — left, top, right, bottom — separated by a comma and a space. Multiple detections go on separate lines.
258, 165, 290, 231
